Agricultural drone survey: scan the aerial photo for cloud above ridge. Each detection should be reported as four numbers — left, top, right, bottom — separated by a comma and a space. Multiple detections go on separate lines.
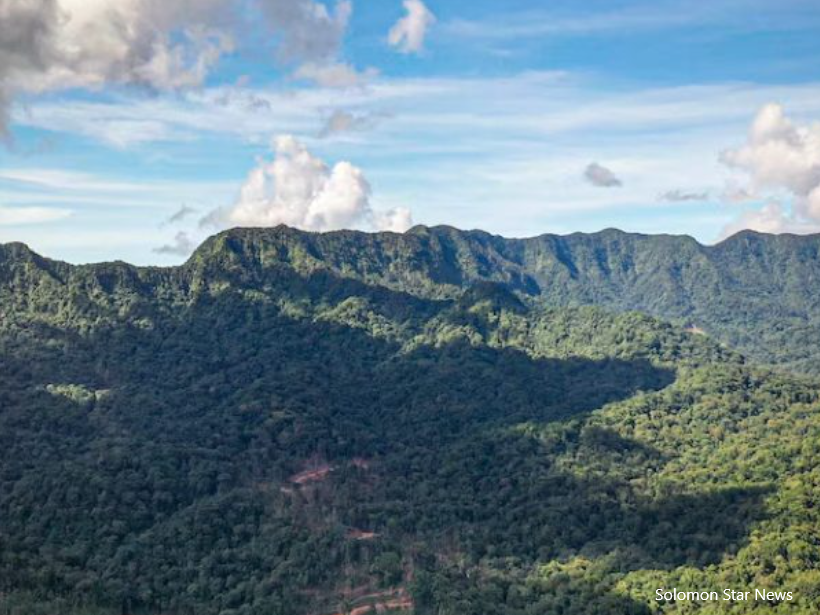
719, 103, 820, 237
203, 136, 412, 233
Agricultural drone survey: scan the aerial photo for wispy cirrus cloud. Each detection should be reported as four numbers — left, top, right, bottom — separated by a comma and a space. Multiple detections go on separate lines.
443, 0, 820, 41
0, 168, 232, 197
0, 205, 71, 226
319, 109, 391, 138
0, 167, 237, 217
659, 189, 710, 202
0, 166, 236, 263
18, 76, 820, 151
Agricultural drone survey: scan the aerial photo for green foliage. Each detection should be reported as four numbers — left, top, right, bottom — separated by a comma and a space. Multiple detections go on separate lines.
186, 225, 820, 375
1, 229, 820, 614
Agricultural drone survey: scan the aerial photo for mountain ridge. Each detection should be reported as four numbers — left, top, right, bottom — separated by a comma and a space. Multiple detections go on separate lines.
5, 225, 820, 374
4, 225, 811, 269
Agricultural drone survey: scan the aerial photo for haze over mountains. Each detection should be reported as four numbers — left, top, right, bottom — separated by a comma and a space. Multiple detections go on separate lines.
1, 225, 820, 615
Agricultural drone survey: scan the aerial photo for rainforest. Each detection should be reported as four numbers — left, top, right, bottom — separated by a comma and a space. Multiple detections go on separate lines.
1, 226, 820, 615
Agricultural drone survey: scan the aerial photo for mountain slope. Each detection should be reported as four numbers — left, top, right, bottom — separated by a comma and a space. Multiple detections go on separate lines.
181, 225, 820, 375
1, 231, 820, 614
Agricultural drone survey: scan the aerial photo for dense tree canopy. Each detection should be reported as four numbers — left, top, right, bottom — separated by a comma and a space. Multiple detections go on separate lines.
1, 228, 819, 614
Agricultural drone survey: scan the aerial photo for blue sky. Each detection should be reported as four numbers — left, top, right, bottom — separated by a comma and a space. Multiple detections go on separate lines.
2, 0, 820, 264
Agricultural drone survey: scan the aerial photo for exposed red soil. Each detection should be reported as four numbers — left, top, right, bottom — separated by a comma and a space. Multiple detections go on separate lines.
331, 597, 413, 615
327, 588, 412, 615
289, 464, 335, 485
345, 529, 379, 540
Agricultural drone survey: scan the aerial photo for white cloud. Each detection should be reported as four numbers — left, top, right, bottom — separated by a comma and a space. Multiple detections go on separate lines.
583, 162, 622, 187
265, 0, 377, 89
0, 167, 219, 196
1, 0, 233, 91
11, 76, 820, 256
0, 166, 237, 214
0, 205, 72, 226
373, 207, 413, 233
443, 1, 820, 42
720, 103, 820, 237
204, 136, 412, 233
721, 103, 820, 196
0, 0, 233, 137
719, 201, 819, 239
0, 0, 362, 138
807, 186, 820, 220
15, 74, 820, 153
389, 0, 436, 54
262, 0, 352, 64
293, 62, 378, 88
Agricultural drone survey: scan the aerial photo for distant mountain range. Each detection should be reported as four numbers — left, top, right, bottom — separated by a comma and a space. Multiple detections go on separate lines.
1, 226, 819, 615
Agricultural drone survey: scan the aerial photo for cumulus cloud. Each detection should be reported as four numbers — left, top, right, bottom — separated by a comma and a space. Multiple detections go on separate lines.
373, 207, 413, 233
0, 0, 362, 138
658, 189, 709, 202
719, 201, 819, 239
0, 0, 232, 138
318, 109, 389, 138
203, 136, 412, 233
583, 162, 622, 187
262, 0, 351, 64
721, 103, 820, 196
389, 0, 436, 54
153, 231, 197, 256
1, 0, 233, 90
720, 103, 820, 237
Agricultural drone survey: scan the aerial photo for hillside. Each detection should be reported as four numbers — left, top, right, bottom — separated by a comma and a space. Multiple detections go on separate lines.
176, 225, 820, 375
1, 228, 820, 614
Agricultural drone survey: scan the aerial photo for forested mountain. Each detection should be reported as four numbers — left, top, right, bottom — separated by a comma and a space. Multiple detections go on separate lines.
1, 227, 820, 615
179, 225, 820, 375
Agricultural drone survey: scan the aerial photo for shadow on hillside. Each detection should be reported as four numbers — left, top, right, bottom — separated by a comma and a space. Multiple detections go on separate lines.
354, 422, 769, 566
0, 273, 770, 615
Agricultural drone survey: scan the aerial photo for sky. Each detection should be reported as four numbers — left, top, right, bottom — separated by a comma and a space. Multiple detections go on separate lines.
1, 0, 820, 264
